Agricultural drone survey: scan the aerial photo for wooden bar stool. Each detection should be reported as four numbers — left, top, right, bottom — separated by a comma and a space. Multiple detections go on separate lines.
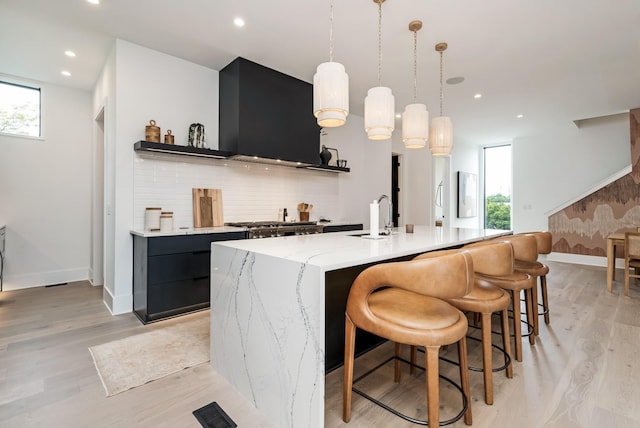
467, 235, 537, 361
515, 231, 552, 333
414, 242, 513, 405
343, 252, 474, 427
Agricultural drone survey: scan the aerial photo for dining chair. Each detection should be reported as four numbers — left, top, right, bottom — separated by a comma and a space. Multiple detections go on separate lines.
624, 231, 640, 296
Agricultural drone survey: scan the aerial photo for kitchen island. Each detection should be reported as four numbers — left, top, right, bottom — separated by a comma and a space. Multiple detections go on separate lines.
210, 226, 510, 428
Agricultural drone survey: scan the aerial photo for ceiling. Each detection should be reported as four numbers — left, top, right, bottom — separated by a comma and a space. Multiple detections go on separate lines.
2, 0, 640, 145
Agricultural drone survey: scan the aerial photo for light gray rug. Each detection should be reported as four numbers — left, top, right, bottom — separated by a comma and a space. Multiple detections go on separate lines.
88, 312, 210, 396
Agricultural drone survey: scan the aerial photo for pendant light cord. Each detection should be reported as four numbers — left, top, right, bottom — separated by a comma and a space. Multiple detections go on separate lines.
413, 29, 418, 103
377, 0, 383, 87
439, 50, 444, 116
329, 0, 334, 62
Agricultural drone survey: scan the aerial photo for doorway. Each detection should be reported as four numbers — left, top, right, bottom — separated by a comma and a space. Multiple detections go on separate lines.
392, 155, 400, 227
91, 108, 105, 286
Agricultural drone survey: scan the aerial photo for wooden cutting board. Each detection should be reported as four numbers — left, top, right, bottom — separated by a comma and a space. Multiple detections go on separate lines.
192, 188, 223, 227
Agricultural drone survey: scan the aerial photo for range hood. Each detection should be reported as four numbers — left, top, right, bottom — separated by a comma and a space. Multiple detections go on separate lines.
218, 57, 321, 167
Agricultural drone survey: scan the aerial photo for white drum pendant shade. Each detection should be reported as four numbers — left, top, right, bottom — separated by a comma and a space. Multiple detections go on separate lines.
364, 86, 395, 140
402, 103, 429, 148
429, 116, 453, 156
313, 62, 349, 128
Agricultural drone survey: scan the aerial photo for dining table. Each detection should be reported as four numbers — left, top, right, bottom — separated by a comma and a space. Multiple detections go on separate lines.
607, 232, 625, 292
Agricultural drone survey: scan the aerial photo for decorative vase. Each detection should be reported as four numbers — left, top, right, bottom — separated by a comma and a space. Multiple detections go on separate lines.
320, 145, 332, 165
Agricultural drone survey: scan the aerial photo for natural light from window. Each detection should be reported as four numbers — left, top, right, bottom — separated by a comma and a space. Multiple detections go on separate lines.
484, 144, 512, 230
0, 81, 41, 138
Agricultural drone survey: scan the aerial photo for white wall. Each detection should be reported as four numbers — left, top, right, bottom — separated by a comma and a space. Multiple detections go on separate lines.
102, 40, 390, 314
0, 76, 92, 290
448, 137, 482, 229
512, 115, 630, 233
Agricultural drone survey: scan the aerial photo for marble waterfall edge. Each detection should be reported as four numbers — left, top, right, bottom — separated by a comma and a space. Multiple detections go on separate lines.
210, 246, 325, 428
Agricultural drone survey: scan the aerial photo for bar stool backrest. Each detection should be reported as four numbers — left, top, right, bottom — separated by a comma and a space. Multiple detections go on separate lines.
346, 252, 474, 325
518, 231, 552, 255
415, 242, 514, 278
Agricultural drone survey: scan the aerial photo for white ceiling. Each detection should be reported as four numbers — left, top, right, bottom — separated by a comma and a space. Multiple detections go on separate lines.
2, 0, 640, 144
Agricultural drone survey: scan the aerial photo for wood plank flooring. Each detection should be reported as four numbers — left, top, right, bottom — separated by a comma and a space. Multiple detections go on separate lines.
1, 261, 640, 427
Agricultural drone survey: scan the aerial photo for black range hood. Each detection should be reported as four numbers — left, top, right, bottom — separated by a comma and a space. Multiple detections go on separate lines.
218, 57, 321, 167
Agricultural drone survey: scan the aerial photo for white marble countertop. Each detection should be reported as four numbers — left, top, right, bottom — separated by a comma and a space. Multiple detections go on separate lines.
130, 225, 247, 237
213, 225, 510, 271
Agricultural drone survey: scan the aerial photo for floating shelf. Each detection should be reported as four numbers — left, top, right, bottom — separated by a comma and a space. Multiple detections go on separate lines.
300, 164, 350, 173
134, 141, 349, 173
134, 141, 232, 159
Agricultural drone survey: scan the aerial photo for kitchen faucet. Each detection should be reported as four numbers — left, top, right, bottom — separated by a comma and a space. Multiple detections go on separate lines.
377, 194, 393, 235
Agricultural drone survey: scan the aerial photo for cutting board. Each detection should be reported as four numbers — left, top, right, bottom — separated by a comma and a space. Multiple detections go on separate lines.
192, 188, 223, 227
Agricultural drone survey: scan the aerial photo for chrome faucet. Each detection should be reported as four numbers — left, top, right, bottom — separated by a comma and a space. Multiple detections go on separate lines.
377, 194, 393, 235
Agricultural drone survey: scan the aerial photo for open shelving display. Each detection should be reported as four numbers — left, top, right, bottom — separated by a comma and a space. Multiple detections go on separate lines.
134, 141, 350, 173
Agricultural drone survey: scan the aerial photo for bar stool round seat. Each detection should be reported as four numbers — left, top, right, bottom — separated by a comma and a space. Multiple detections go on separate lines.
343, 252, 474, 427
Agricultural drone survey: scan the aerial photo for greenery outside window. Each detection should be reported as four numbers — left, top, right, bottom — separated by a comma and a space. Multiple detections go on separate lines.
484, 144, 512, 230
0, 80, 41, 138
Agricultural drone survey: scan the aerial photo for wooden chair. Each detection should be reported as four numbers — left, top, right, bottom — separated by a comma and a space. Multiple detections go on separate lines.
343, 252, 474, 427
624, 231, 640, 296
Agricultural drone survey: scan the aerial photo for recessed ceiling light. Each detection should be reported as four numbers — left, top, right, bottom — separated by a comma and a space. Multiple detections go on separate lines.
65, 50, 76, 58
474, 93, 482, 99
61, 70, 71, 77
395, 113, 401, 118
234, 17, 245, 27
517, 114, 524, 119
87, 0, 100, 4
446, 76, 465, 85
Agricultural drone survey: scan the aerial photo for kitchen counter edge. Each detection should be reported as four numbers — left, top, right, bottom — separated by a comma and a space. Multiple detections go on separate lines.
130, 226, 247, 237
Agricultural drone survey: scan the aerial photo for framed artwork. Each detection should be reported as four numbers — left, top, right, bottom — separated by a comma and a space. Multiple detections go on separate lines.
457, 171, 478, 218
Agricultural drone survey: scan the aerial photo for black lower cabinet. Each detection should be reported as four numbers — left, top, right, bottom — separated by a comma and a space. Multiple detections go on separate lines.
133, 231, 246, 324
324, 254, 414, 373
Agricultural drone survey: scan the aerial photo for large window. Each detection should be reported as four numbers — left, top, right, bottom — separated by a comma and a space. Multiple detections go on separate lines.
484, 145, 512, 230
0, 80, 41, 138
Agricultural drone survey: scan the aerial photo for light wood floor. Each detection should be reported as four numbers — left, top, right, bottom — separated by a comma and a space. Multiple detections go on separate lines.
1, 261, 640, 427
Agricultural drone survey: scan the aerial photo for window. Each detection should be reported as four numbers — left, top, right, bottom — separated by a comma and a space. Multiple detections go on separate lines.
0, 80, 41, 138
483, 144, 512, 230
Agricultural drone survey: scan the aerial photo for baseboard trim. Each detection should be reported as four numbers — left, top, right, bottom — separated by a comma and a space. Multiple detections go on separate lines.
2, 268, 89, 291
546, 252, 624, 268
101, 286, 132, 315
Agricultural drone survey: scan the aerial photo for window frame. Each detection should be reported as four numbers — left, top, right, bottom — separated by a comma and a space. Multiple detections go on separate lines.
0, 77, 44, 140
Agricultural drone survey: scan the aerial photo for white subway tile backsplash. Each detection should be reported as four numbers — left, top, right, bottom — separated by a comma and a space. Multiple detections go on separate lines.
133, 152, 341, 229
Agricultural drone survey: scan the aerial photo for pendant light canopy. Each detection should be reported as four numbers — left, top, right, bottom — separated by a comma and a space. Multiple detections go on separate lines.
402, 20, 429, 149
364, 0, 395, 140
429, 42, 453, 156
313, 0, 349, 128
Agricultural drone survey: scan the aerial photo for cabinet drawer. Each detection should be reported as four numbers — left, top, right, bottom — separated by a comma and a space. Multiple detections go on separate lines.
147, 278, 210, 314
148, 252, 210, 284
147, 232, 247, 256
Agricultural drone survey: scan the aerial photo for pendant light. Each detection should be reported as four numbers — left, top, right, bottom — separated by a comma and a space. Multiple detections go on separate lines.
313, 0, 349, 128
402, 20, 428, 149
364, 0, 394, 140
429, 42, 453, 156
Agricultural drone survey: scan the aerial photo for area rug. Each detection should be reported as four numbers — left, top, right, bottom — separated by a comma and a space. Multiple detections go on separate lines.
88, 313, 210, 396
